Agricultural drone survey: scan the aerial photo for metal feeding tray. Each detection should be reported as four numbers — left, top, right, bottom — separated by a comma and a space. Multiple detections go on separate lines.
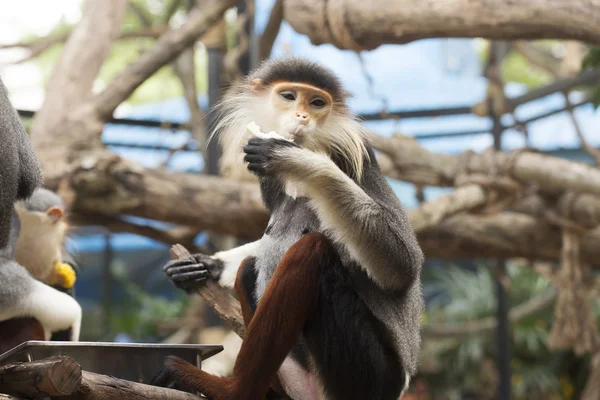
0, 341, 223, 384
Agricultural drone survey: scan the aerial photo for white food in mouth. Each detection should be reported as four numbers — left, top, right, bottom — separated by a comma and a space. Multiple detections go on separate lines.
246, 121, 293, 142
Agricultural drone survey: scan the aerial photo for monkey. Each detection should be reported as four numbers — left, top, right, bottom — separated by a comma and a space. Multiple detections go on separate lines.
155, 57, 424, 400
0, 75, 43, 248
13, 187, 80, 342
14, 188, 78, 291
0, 210, 82, 343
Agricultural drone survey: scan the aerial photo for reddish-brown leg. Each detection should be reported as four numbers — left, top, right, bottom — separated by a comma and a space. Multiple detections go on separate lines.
234, 257, 289, 398
159, 233, 334, 400
0, 317, 45, 354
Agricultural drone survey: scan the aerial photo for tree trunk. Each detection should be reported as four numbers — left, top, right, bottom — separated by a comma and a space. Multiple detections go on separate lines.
283, 0, 600, 51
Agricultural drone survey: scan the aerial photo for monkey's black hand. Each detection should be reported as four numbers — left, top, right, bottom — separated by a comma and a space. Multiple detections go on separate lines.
243, 137, 300, 178
163, 254, 224, 294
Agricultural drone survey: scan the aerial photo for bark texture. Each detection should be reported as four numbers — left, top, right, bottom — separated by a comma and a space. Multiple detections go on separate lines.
283, 0, 600, 51
0, 357, 202, 400
0, 356, 81, 398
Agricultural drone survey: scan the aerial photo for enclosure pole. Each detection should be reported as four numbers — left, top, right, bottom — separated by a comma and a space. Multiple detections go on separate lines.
487, 41, 511, 400
205, 52, 224, 176
102, 230, 113, 338
237, 0, 257, 73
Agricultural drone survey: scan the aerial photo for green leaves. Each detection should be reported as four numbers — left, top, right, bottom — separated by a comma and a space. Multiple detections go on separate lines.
582, 46, 600, 70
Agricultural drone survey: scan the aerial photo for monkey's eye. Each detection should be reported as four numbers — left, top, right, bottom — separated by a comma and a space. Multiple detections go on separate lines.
311, 98, 326, 108
279, 91, 296, 101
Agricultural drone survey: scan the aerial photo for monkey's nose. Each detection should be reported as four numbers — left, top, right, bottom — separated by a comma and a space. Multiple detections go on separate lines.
295, 111, 309, 120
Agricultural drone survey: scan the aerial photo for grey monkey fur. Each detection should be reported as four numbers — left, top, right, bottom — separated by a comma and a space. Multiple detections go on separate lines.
0, 75, 43, 248
164, 57, 425, 399
0, 210, 82, 341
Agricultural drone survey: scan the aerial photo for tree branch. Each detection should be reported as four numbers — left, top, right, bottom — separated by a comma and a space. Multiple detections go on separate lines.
65, 150, 268, 240
513, 41, 562, 77
94, 0, 237, 120
30, 0, 128, 142
423, 289, 557, 339
284, 0, 600, 51
70, 213, 206, 252
370, 132, 600, 196
172, 47, 207, 149
0, 27, 168, 63
128, 1, 154, 27
259, 0, 284, 61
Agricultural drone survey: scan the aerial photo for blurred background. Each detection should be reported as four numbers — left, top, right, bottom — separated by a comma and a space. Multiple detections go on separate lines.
2, 1, 600, 399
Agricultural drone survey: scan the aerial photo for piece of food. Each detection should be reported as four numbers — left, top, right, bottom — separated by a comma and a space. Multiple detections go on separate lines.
246, 121, 292, 141
50, 262, 77, 289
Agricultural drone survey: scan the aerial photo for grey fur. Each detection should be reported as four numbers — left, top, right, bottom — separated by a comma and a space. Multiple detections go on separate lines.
164, 58, 424, 397
0, 210, 81, 340
21, 188, 65, 212
0, 75, 43, 248
0, 211, 36, 310
252, 143, 424, 376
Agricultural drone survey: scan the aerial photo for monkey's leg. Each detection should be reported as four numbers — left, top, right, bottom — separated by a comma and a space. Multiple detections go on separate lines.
234, 257, 290, 399
155, 232, 331, 400
302, 257, 407, 400
0, 317, 45, 354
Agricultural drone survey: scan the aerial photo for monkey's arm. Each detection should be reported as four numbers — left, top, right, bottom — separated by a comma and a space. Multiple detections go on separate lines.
0, 263, 82, 341
164, 240, 261, 291
245, 139, 422, 291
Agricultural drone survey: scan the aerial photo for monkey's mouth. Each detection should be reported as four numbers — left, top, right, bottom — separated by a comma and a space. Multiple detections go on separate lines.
289, 125, 309, 140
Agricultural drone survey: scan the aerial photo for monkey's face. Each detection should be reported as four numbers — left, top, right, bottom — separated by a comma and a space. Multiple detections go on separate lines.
266, 82, 332, 143
14, 204, 68, 276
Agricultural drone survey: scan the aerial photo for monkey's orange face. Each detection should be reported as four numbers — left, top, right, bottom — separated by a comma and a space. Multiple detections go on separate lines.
267, 82, 333, 141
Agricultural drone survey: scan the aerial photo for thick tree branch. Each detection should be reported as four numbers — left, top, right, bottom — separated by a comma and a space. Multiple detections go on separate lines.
94, 0, 237, 120
0, 27, 168, 64
284, 0, 600, 51
172, 47, 207, 148
259, 0, 284, 61
370, 132, 600, 196
70, 213, 206, 252
66, 150, 268, 240
30, 0, 127, 141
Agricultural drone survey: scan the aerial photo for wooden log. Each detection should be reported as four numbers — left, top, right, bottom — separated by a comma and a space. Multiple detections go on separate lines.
64, 370, 201, 400
0, 356, 81, 398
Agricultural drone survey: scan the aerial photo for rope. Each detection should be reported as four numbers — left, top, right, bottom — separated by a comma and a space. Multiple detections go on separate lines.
324, 0, 363, 51
546, 191, 600, 355
454, 148, 524, 215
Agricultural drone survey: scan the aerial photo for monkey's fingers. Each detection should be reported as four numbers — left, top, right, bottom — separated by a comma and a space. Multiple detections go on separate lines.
247, 163, 269, 176
165, 263, 207, 275
242, 143, 264, 156
243, 154, 267, 164
163, 258, 197, 272
170, 269, 209, 283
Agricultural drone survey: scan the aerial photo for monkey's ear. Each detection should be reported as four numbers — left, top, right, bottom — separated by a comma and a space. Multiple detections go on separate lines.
46, 206, 63, 223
